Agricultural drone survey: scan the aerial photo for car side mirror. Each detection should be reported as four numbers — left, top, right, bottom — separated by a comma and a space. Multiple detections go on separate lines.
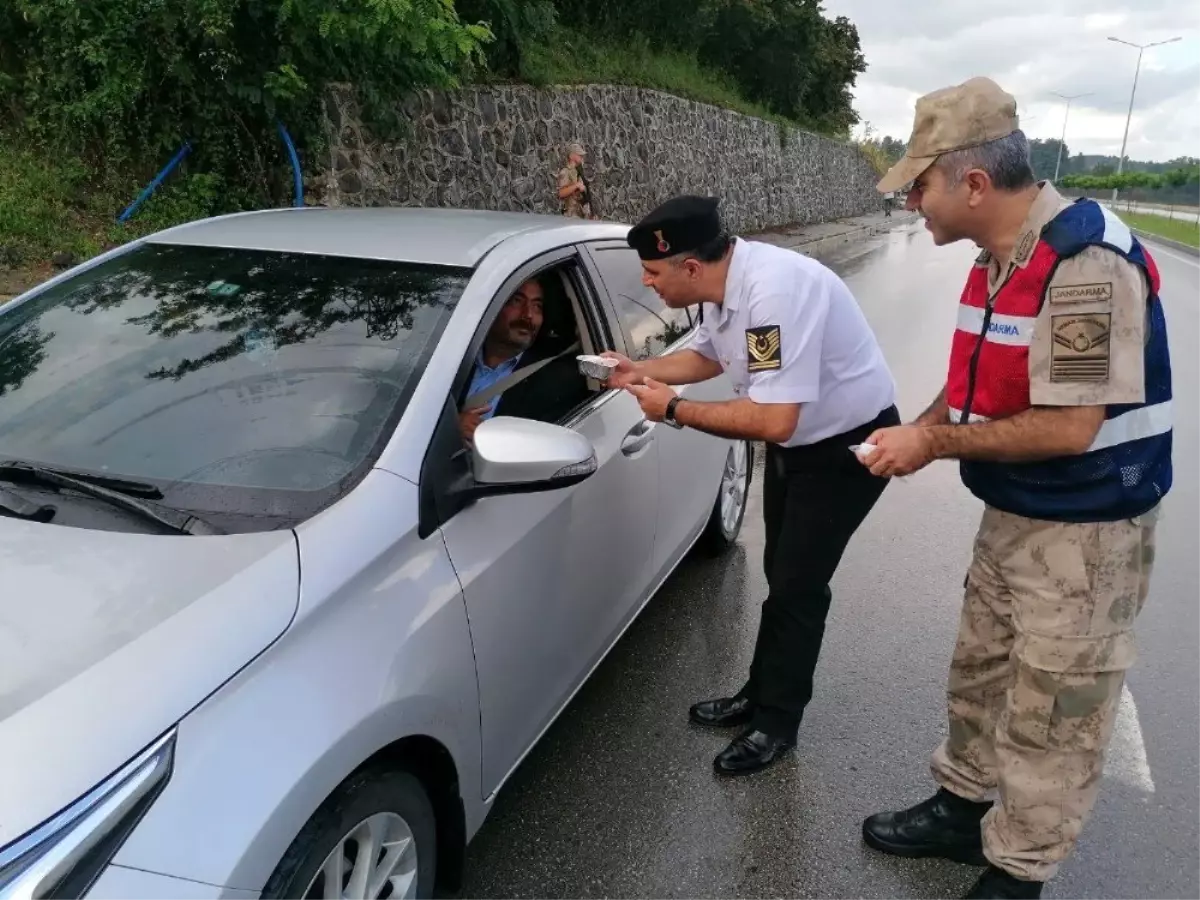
458, 416, 597, 500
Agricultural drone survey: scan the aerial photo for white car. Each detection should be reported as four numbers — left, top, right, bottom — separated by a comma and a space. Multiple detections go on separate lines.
0, 207, 752, 899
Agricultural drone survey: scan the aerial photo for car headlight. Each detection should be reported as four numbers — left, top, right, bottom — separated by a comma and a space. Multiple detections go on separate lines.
0, 731, 175, 900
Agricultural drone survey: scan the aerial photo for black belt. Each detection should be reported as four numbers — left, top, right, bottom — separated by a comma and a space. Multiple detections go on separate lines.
772, 404, 899, 458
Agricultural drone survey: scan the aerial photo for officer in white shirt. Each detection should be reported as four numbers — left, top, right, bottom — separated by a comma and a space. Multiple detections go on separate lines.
604, 195, 900, 775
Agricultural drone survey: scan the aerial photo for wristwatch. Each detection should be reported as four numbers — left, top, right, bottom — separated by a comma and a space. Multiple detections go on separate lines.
664, 396, 684, 429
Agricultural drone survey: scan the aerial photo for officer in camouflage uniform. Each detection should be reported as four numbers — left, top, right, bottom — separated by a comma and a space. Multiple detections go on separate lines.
556, 141, 589, 218
857, 77, 1172, 900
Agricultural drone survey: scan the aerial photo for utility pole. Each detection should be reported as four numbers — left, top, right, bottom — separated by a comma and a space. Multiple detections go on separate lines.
1051, 91, 1092, 182
1107, 35, 1181, 201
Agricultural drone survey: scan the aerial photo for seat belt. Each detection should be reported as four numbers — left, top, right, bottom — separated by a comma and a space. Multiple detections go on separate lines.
463, 340, 581, 410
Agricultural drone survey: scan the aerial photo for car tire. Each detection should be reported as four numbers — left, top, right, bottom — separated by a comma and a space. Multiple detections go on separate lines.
261, 768, 437, 900
695, 440, 754, 557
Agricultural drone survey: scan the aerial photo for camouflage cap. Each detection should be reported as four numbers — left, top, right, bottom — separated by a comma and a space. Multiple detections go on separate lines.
568, 141, 586, 157
876, 76, 1020, 193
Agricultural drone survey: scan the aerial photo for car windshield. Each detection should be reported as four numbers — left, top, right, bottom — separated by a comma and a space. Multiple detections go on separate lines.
0, 243, 470, 530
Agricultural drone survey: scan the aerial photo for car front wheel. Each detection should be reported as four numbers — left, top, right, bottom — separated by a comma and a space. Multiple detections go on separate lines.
262, 769, 436, 900
695, 439, 753, 557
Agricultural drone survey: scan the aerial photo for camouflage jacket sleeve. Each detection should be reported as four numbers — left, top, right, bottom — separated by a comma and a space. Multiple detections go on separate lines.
1028, 245, 1148, 406
557, 167, 576, 189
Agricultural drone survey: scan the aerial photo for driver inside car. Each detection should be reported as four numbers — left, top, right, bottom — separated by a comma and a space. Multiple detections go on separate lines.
458, 278, 546, 443
457, 273, 593, 443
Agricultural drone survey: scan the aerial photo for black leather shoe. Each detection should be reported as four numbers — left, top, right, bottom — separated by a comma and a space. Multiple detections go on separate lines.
964, 866, 1043, 899
712, 728, 794, 775
689, 695, 753, 728
862, 788, 991, 866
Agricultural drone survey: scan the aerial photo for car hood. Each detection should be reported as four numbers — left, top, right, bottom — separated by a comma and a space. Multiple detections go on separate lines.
0, 518, 299, 847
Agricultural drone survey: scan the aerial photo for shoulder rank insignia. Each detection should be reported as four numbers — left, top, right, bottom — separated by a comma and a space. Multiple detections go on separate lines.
1014, 230, 1036, 265
1050, 313, 1111, 383
746, 325, 782, 371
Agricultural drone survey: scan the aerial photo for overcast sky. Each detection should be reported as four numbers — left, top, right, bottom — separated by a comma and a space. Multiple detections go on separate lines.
825, 0, 1200, 162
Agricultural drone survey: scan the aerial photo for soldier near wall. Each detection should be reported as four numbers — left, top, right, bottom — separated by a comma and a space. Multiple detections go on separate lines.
556, 142, 592, 219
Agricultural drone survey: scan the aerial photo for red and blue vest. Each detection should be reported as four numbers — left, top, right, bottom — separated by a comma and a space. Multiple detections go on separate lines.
945, 198, 1172, 523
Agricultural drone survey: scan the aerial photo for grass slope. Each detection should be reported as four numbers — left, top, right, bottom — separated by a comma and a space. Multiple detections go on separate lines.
1118, 210, 1200, 249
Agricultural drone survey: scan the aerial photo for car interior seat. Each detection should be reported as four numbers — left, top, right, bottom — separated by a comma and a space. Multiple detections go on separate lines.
529, 272, 579, 357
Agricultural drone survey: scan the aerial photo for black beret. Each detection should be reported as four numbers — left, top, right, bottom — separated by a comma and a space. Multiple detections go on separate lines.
627, 195, 722, 260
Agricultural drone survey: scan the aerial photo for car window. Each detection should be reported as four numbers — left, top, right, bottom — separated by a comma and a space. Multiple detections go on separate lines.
588, 246, 691, 361
0, 243, 470, 530
469, 264, 597, 427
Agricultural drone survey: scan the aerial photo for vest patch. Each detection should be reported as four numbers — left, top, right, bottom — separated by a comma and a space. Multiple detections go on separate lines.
1049, 282, 1114, 304
1051, 313, 1111, 382
988, 321, 1020, 337
746, 325, 782, 371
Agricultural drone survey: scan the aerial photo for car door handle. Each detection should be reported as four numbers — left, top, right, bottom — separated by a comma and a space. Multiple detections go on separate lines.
621, 419, 656, 455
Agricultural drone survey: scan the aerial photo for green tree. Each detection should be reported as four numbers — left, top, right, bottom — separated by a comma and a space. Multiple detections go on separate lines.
879, 136, 907, 163
698, 0, 865, 129
1163, 168, 1188, 188
1028, 138, 1068, 179
0, 0, 493, 197
455, 0, 557, 76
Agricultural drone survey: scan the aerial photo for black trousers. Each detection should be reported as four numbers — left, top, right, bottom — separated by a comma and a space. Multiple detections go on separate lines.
738, 403, 900, 739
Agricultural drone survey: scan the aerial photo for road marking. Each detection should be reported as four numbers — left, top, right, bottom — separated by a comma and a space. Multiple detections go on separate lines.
1141, 239, 1199, 269
1103, 684, 1155, 793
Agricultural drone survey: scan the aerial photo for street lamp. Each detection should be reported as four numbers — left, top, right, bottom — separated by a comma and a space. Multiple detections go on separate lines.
1050, 91, 1092, 181
1107, 35, 1182, 200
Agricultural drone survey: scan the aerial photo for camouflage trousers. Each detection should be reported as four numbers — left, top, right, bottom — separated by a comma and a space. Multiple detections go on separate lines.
931, 504, 1158, 882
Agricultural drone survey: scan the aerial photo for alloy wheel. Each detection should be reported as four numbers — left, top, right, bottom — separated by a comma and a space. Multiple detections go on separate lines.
302, 811, 419, 899
719, 441, 749, 538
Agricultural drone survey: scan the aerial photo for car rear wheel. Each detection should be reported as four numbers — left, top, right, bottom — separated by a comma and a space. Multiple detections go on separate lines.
262, 769, 436, 900
695, 440, 753, 557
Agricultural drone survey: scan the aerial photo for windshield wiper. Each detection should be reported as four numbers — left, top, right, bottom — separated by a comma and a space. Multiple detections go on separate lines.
0, 485, 55, 523
0, 461, 163, 499
0, 463, 223, 535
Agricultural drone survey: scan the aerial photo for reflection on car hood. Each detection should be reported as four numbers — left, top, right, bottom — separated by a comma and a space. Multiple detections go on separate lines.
0, 517, 299, 847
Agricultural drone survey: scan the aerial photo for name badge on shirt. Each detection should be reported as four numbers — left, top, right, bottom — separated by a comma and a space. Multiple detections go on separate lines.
746, 325, 782, 372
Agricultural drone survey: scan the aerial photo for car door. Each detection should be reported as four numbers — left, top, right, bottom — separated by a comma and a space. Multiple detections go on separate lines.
581, 241, 735, 578
427, 249, 660, 797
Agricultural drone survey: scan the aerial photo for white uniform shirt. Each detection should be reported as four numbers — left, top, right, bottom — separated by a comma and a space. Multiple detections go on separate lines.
689, 237, 896, 447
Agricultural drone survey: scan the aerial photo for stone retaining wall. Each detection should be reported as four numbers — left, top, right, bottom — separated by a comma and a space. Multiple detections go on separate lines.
311, 83, 883, 233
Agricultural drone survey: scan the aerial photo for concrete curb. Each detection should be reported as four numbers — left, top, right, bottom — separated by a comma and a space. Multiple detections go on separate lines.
796, 216, 916, 259
782, 212, 920, 258
1130, 228, 1199, 258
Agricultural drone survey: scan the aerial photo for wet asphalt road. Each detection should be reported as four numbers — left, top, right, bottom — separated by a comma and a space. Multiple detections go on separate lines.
458, 223, 1200, 899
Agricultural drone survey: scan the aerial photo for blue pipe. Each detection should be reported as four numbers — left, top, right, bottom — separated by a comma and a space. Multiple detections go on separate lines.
117, 141, 192, 223
277, 121, 303, 207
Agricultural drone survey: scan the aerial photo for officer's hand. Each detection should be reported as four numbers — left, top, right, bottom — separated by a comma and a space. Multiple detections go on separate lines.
626, 377, 675, 422
599, 351, 640, 390
860, 425, 935, 477
459, 406, 488, 444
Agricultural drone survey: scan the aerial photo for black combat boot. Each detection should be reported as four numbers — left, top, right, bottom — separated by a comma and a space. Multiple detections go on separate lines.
964, 865, 1043, 899
862, 788, 992, 865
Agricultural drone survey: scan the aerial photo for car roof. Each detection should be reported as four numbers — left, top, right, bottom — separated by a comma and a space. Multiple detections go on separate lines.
144, 206, 631, 268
